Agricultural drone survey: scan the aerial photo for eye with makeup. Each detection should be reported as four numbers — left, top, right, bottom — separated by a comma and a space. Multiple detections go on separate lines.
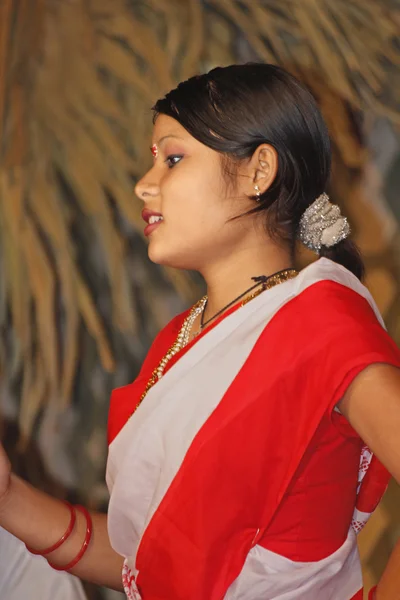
165, 154, 183, 169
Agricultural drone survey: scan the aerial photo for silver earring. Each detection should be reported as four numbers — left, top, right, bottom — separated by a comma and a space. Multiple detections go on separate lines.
254, 184, 261, 200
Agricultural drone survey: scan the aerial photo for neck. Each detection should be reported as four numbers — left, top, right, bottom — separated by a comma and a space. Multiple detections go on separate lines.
200, 246, 294, 323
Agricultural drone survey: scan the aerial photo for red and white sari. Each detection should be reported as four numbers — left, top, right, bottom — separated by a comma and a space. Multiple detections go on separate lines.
106, 258, 400, 599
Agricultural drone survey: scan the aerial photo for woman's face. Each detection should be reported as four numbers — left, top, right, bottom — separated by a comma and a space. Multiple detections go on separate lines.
135, 115, 256, 271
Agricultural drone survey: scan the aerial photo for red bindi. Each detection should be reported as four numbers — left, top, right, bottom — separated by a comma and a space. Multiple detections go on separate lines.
151, 144, 158, 158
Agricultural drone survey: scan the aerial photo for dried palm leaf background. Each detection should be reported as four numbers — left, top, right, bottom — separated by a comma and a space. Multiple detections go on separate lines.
0, 0, 400, 593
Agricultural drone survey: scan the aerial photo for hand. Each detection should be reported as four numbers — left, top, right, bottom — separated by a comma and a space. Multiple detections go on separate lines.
0, 442, 11, 507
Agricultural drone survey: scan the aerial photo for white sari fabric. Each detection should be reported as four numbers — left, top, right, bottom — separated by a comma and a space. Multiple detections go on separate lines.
106, 259, 400, 600
0, 526, 87, 600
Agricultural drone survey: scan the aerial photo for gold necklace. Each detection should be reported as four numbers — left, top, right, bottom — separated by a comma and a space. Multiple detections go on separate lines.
198, 268, 298, 334
130, 269, 298, 417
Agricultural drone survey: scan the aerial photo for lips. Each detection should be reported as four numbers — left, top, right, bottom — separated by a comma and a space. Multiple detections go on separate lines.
142, 208, 164, 237
142, 208, 163, 224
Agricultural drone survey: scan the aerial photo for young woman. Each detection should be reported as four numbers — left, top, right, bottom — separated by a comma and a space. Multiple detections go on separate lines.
0, 64, 400, 600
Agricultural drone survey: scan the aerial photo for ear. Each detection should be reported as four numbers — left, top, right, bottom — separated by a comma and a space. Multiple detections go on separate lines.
248, 144, 279, 196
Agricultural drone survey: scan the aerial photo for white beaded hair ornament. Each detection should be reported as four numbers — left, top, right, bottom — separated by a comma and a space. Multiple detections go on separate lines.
298, 193, 350, 253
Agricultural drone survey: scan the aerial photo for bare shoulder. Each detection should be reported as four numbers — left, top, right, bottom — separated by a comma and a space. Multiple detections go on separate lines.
339, 363, 400, 483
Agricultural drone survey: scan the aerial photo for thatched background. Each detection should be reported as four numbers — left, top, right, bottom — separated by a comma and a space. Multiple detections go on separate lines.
0, 1, 399, 598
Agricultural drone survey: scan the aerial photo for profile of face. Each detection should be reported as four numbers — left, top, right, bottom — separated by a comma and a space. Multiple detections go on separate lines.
135, 115, 276, 272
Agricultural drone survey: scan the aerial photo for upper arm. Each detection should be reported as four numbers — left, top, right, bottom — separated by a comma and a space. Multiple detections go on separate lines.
338, 363, 400, 484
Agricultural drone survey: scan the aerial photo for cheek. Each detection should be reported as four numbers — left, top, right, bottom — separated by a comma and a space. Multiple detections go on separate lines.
149, 216, 237, 270
149, 164, 237, 266
147, 208, 226, 268
162, 172, 222, 227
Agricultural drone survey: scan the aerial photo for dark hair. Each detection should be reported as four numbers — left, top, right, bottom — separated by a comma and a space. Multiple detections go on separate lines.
153, 63, 364, 280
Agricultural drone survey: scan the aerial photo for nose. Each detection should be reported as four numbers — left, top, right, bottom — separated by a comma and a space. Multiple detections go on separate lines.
135, 176, 160, 203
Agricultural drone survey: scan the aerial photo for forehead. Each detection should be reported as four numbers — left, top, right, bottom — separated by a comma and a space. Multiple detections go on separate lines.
152, 115, 190, 144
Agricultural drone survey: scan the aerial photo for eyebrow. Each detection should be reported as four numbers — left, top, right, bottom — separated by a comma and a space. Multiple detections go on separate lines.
155, 134, 185, 145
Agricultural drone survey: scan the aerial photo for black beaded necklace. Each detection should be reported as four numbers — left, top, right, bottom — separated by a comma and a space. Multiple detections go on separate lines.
200, 267, 297, 330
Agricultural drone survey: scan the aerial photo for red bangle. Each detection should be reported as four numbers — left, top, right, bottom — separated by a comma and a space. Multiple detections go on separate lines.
48, 505, 93, 571
369, 585, 378, 599
26, 501, 76, 556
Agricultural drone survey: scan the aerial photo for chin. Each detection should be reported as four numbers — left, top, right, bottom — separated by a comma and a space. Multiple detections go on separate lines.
147, 244, 177, 268
147, 244, 196, 270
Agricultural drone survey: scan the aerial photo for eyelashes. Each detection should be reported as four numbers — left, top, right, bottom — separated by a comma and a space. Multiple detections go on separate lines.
165, 154, 183, 169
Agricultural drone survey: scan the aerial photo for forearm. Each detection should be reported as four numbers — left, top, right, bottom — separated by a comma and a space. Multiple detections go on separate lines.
376, 537, 400, 600
0, 474, 124, 591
